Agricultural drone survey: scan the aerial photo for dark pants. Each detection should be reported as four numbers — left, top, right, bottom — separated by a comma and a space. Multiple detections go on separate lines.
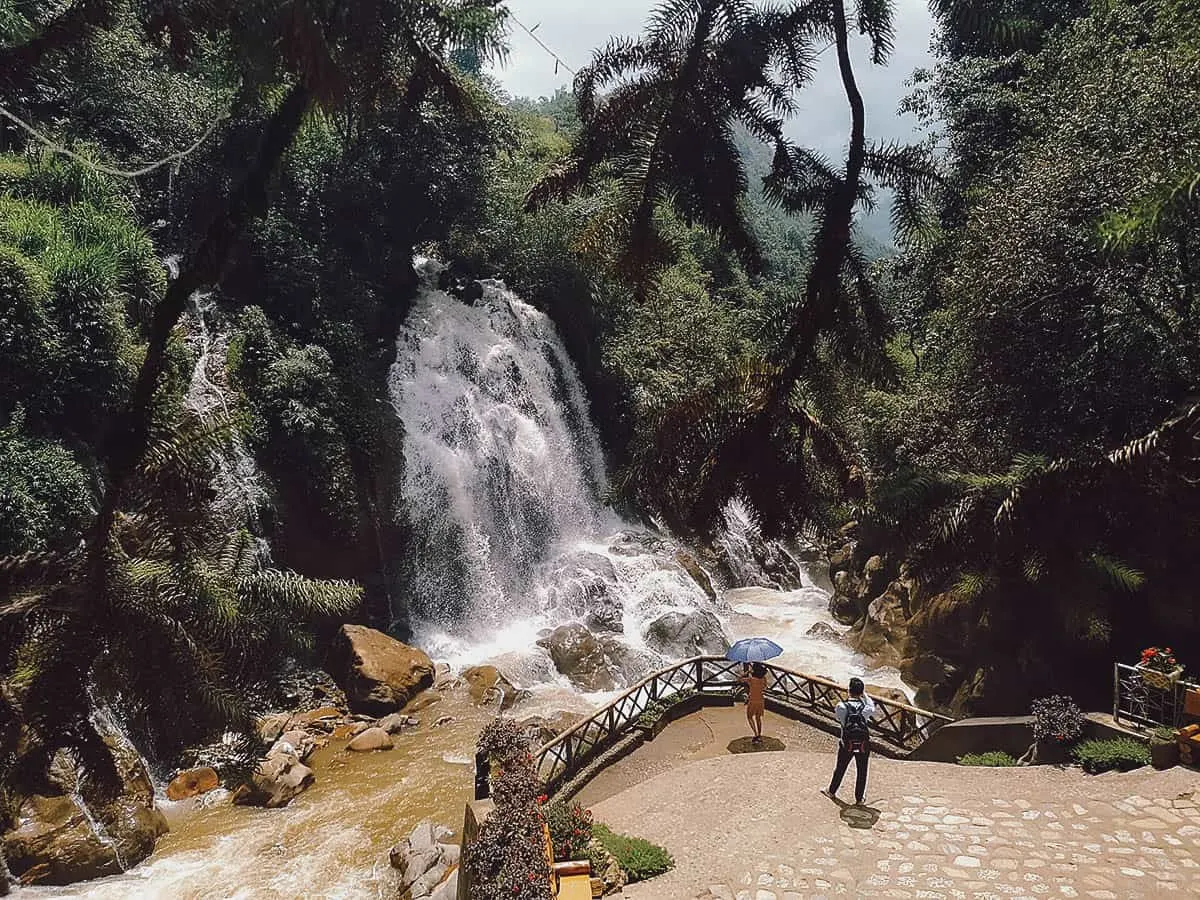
829, 741, 870, 803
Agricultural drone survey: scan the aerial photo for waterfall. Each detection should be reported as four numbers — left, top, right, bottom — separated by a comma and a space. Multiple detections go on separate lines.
184, 292, 270, 563
389, 262, 714, 672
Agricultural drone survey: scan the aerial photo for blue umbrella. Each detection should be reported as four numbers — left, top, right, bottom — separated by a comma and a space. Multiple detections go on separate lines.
726, 637, 784, 663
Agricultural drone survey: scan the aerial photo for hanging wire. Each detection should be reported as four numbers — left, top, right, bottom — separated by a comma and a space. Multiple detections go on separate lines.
0, 103, 226, 179
509, 14, 576, 77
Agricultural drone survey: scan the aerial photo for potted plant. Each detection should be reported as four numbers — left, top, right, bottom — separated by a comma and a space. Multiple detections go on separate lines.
1150, 727, 1180, 770
1020, 695, 1084, 764
1137, 647, 1184, 691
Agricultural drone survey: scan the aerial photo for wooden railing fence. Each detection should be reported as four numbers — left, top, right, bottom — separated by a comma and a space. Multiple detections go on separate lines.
532, 656, 953, 794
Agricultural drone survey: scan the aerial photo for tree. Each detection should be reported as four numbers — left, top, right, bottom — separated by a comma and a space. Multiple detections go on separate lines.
526, 0, 822, 283
0, 0, 509, 788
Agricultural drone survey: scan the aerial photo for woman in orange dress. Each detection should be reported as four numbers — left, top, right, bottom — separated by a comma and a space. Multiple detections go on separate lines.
739, 662, 767, 744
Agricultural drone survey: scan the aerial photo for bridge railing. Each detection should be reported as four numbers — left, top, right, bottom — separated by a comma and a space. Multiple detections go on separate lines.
532, 656, 953, 793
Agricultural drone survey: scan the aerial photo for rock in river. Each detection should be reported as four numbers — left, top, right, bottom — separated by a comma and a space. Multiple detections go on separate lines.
166, 767, 220, 802
643, 609, 730, 658
347, 727, 394, 752
331, 624, 434, 716
2, 723, 168, 886
233, 744, 314, 809
537, 623, 653, 692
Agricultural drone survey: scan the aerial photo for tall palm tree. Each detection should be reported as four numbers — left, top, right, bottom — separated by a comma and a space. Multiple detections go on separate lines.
621, 0, 938, 537
526, 0, 823, 280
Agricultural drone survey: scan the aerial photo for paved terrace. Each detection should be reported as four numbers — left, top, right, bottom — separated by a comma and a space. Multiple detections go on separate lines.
584, 709, 1200, 900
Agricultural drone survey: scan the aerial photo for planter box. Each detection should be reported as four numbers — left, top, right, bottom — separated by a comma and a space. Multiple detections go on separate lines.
1138, 664, 1184, 691
638, 694, 705, 742
1152, 739, 1180, 770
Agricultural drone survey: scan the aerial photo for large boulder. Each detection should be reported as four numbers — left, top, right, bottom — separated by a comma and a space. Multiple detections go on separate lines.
2, 725, 168, 887
461, 666, 527, 710
166, 767, 220, 802
908, 592, 977, 658
539, 552, 625, 633
331, 625, 434, 716
642, 609, 730, 659
537, 624, 653, 692
233, 745, 314, 809
847, 582, 911, 668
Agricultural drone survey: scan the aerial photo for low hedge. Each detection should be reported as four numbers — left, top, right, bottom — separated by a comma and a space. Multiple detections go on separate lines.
593, 823, 674, 883
1072, 738, 1151, 774
957, 751, 1020, 767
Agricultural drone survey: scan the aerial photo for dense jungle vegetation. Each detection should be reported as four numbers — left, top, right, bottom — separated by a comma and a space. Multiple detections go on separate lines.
1, 0, 1198, 854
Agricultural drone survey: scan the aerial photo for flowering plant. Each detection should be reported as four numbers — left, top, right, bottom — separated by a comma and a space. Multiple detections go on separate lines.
1031, 695, 1083, 744
545, 800, 594, 861
1139, 647, 1182, 674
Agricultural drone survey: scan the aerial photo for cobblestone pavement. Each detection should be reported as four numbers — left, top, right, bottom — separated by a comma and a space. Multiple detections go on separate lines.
589, 750, 1200, 899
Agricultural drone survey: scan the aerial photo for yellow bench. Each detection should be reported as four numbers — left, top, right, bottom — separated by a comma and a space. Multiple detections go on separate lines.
545, 826, 596, 898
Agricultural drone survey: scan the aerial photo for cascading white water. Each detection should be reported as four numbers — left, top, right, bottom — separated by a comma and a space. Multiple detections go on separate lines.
388, 262, 910, 699
184, 293, 271, 563
390, 263, 721, 678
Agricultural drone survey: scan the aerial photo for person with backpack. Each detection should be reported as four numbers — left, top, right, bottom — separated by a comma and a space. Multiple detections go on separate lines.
822, 677, 876, 806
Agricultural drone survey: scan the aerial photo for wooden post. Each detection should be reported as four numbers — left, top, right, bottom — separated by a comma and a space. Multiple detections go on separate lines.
1112, 663, 1121, 724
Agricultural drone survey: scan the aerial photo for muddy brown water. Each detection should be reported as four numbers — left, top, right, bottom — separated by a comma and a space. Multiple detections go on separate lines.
43, 690, 577, 900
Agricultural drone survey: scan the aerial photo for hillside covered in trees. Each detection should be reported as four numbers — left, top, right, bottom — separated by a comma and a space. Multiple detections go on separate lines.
0, 0, 1198, 890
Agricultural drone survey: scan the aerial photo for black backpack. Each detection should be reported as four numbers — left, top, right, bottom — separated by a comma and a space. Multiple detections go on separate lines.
842, 699, 870, 746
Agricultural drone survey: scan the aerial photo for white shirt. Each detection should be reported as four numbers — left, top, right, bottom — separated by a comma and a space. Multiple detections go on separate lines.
835, 695, 876, 730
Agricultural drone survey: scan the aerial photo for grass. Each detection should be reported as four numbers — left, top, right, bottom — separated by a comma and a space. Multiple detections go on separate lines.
1071, 738, 1151, 774
593, 823, 674, 883
956, 751, 1020, 767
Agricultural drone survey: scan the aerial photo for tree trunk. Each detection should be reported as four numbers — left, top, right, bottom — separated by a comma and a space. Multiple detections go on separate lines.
629, 0, 722, 285
775, 0, 865, 389
89, 83, 312, 575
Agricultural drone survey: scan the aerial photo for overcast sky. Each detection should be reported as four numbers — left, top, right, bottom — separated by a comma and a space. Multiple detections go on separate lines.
490, 1, 938, 158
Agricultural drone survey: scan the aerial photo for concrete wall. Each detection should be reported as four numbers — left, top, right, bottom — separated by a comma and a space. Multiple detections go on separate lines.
910, 714, 1145, 763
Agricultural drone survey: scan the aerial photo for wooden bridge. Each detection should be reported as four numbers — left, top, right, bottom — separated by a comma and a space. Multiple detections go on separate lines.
532, 656, 954, 795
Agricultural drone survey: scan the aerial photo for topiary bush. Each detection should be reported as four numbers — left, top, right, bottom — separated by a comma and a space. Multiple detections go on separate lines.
593, 823, 674, 883
1030, 695, 1084, 745
957, 751, 1020, 767
468, 721, 552, 900
545, 800, 593, 862
1072, 738, 1151, 774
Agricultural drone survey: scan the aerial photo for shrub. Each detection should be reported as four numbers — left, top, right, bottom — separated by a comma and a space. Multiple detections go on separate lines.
957, 751, 1019, 767
1151, 726, 1177, 744
636, 688, 697, 730
1030, 695, 1084, 745
1072, 738, 1151, 774
545, 801, 593, 861
593, 824, 674, 883
468, 723, 552, 900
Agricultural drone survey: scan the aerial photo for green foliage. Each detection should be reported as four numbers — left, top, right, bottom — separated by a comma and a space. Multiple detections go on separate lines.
592, 824, 674, 883
1072, 738, 1151, 774
1151, 726, 1177, 744
469, 723, 551, 900
956, 751, 1019, 767
0, 413, 91, 556
545, 801, 594, 862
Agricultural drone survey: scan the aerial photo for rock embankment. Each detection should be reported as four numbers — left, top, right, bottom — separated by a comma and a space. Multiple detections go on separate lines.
1, 718, 168, 887
827, 522, 1011, 714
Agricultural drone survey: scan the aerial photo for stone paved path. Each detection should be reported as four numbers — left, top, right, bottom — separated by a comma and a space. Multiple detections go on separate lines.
589, 750, 1200, 899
